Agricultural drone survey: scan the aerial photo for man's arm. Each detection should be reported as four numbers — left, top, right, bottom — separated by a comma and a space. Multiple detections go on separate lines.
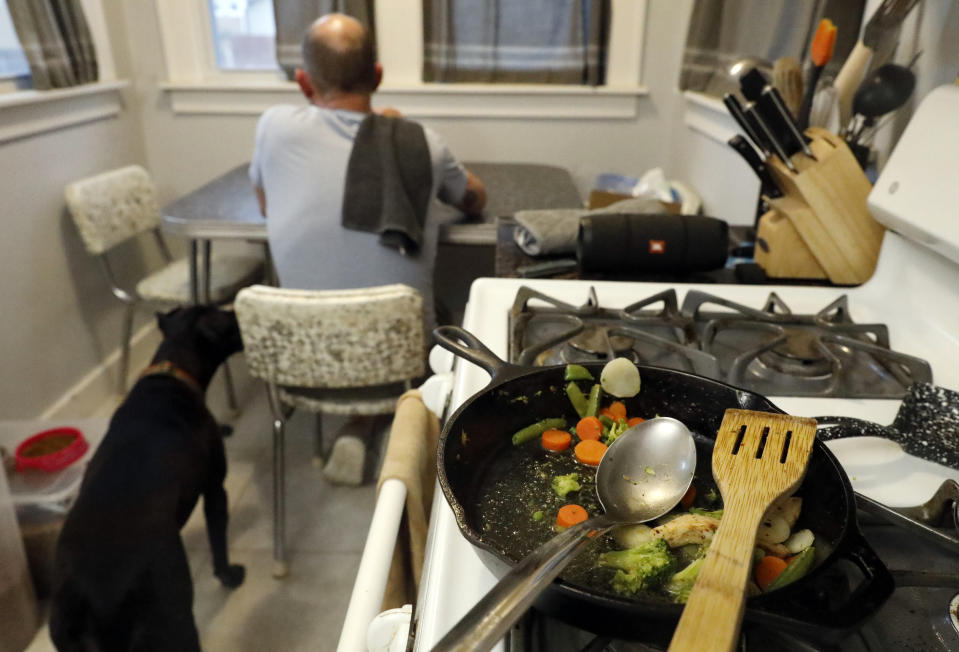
455, 169, 486, 217
254, 186, 267, 218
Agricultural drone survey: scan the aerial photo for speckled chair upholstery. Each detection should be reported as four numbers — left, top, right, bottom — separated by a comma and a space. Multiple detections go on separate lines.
234, 283, 426, 576
65, 165, 264, 395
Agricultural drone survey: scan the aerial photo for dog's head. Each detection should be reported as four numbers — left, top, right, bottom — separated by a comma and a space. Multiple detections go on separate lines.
156, 305, 244, 361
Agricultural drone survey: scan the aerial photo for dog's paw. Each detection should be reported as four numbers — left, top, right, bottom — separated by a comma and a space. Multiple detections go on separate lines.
215, 564, 245, 588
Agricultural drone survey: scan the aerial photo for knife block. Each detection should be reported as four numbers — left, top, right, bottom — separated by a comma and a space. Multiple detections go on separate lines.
754, 208, 827, 279
762, 127, 885, 284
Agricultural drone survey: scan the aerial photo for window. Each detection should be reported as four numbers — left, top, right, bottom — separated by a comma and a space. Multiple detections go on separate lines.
0, 0, 29, 80
208, 0, 278, 71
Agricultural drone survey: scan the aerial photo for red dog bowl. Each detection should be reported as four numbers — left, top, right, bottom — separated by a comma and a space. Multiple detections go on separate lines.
15, 427, 88, 473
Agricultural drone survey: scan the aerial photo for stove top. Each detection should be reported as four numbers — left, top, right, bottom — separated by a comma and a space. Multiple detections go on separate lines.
414, 233, 959, 652
509, 287, 932, 399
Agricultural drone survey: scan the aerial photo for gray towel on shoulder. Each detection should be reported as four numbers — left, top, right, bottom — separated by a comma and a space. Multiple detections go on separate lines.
342, 114, 433, 254
513, 196, 664, 256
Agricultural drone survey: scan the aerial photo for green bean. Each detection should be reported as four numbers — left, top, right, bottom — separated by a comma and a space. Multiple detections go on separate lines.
511, 417, 567, 446
765, 546, 815, 591
566, 382, 588, 418
564, 364, 594, 382
585, 383, 602, 417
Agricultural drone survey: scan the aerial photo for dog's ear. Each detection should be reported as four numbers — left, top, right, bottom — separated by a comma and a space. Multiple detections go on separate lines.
156, 310, 170, 335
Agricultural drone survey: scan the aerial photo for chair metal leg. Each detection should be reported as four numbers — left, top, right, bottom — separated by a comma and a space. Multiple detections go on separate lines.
118, 302, 135, 395
312, 413, 324, 468
265, 383, 288, 578
222, 358, 238, 412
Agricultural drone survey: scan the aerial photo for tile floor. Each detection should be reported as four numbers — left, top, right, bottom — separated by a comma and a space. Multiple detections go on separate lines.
26, 359, 385, 651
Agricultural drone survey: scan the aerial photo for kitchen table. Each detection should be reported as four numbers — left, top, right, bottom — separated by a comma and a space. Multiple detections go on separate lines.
161, 162, 583, 303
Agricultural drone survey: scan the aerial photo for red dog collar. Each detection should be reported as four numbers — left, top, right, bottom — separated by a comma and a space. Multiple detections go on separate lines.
139, 361, 203, 395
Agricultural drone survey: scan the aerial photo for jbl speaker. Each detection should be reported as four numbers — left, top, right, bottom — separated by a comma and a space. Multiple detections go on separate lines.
577, 213, 729, 273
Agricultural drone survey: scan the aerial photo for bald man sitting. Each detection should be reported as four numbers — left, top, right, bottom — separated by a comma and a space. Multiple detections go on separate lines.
250, 14, 485, 485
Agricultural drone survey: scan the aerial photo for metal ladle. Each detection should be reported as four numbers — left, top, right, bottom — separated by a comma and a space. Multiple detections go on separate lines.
432, 417, 697, 652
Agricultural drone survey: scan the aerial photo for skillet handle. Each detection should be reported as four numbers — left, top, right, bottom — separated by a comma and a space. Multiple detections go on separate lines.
433, 325, 520, 382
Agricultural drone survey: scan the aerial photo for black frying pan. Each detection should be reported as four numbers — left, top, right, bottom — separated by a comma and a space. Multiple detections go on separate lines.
434, 325, 893, 645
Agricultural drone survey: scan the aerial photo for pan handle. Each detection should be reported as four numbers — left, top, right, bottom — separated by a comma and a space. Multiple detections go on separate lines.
433, 325, 524, 382
820, 528, 895, 628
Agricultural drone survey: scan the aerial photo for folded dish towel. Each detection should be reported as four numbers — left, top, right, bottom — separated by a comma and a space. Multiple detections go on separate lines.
342, 114, 433, 255
513, 196, 664, 256
377, 389, 440, 610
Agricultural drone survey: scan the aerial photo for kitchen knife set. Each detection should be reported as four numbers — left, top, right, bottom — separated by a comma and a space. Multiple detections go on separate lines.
723, 67, 816, 203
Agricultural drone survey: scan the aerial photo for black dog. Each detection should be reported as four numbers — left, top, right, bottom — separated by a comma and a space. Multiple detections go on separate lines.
50, 305, 245, 652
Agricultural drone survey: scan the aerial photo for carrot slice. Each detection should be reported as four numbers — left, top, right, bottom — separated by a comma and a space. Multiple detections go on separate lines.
627, 417, 645, 427
607, 401, 627, 421
680, 485, 697, 509
576, 416, 603, 441
755, 555, 788, 591
556, 504, 588, 527
574, 439, 608, 466
541, 429, 571, 452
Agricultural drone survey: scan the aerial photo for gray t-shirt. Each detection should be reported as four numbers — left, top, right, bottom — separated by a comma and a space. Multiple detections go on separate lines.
249, 104, 468, 328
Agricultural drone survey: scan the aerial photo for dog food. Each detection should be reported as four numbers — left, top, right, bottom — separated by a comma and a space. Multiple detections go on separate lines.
19, 434, 77, 458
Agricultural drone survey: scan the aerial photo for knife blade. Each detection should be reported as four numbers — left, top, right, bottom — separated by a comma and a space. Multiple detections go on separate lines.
762, 86, 817, 160
745, 102, 797, 173
727, 135, 782, 197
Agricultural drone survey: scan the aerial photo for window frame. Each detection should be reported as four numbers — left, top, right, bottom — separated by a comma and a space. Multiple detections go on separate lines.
157, 0, 649, 119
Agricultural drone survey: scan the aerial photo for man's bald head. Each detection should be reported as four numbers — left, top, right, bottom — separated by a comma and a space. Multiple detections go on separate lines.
301, 14, 377, 97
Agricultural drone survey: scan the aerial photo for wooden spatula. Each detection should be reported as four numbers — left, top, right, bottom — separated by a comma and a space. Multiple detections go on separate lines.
668, 409, 817, 652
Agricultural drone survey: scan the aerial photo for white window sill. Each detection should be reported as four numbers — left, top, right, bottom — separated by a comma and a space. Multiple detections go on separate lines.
160, 80, 648, 119
682, 90, 740, 145
0, 80, 129, 144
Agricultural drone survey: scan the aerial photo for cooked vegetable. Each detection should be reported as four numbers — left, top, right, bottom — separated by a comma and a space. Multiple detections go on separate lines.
627, 417, 645, 427
765, 546, 815, 591
557, 504, 588, 528
651, 513, 720, 547
679, 485, 697, 509
564, 364, 594, 381
604, 418, 630, 444
575, 416, 603, 441
566, 382, 589, 418
600, 357, 642, 398
542, 429, 572, 452
598, 538, 677, 595
768, 496, 802, 529
754, 554, 788, 590
607, 401, 627, 421
613, 523, 653, 549
551, 472, 581, 497
574, 439, 608, 466
784, 528, 814, 554
689, 507, 724, 520
532, 510, 544, 521
585, 384, 602, 417
664, 556, 705, 603
511, 418, 567, 446
757, 514, 791, 545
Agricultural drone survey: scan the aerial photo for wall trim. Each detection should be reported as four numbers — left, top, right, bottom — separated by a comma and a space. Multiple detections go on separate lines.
0, 80, 129, 145
41, 321, 161, 420
160, 81, 648, 119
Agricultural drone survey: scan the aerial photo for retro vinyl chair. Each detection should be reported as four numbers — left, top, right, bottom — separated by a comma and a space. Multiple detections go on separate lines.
65, 165, 264, 399
233, 283, 426, 577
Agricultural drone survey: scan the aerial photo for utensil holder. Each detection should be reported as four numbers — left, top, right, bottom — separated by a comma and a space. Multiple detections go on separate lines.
761, 127, 885, 284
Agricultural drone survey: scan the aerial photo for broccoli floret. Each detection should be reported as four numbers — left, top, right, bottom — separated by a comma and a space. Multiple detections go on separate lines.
551, 473, 581, 498
605, 418, 630, 444
689, 506, 724, 519
704, 487, 720, 505
598, 538, 677, 595
664, 556, 705, 603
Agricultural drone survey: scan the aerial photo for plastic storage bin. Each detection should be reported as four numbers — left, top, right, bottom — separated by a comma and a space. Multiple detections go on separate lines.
0, 460, 40, 652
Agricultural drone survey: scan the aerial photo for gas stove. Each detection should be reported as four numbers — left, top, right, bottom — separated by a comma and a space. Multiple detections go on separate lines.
413, 233, 959, 652
509, 286, 932, 399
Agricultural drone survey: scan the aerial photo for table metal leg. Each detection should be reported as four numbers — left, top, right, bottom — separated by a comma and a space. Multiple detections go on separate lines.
189, 240, 199, 305
202, 239, 212, 304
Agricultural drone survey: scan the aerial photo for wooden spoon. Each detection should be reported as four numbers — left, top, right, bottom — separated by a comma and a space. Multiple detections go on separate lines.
668, 409, 817, 652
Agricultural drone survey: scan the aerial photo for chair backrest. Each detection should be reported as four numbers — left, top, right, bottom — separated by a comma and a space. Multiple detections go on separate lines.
234, 284, 426, 389
64, 165, 162, 256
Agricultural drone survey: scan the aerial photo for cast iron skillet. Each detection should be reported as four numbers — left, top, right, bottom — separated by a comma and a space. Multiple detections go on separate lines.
434, 325, 894, 645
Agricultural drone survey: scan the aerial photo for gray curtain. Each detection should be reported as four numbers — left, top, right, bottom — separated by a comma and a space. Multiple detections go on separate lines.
272, 0, 375, 80
680, 0, 864, 98
423, 0, 609, 85
7, 0, 97, 90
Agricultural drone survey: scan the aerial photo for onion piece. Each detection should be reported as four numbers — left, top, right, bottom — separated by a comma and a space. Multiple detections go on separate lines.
600, 357, 641, 398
